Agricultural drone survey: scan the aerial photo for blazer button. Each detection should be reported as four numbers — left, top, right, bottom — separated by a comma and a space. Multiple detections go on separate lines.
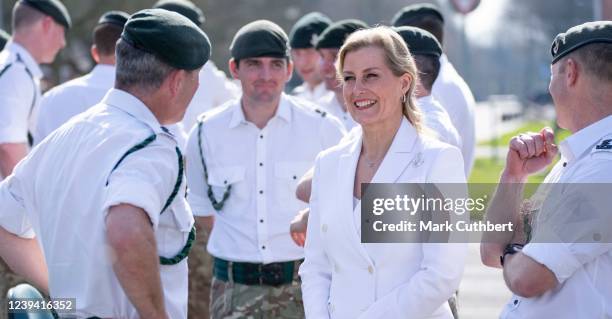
368, 266, 374, 274
321, 224, 328, 233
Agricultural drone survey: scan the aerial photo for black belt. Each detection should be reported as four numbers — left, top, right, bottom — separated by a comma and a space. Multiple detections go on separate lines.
213, 257, 302, 287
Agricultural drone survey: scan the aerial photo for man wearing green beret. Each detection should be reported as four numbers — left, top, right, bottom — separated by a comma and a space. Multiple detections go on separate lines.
184, 19, 345, 318
0, 29, 9, 51
392, 3, 476, 178
0, 0, 70, 179
0, 9, 211, 318
153, 0, 240, 132
35, 11, 131, 143
395, 27, 460, 152
289, 12, 332, 103
481, 21, 612, 318
316, 19, 368, 131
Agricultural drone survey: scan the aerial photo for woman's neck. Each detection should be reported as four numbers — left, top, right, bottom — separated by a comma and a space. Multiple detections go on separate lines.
361, 116, 402, 162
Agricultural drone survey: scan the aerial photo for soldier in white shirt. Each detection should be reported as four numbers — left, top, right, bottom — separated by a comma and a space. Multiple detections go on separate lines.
154, 0, 241, 132
396, 26, 461, 150
35, 11, 129, 143
0, 9, 211, 318
392, 3, 476, 177
34, 11, 189, 147
0, 0, 70, 178
185, 20, 345, 318
315, 19, 368, 131
289, 12, 332, 102
481, 21, 612, 319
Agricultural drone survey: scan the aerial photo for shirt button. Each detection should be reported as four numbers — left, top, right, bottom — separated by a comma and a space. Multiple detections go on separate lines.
260, 134, 264, 139
563, 162, 567, 167
259, 162, 263, 167
367, 266, 374, 274
261, 245, 266, 250
259, 190, 264, 194
293, 175, 297, 180
260, 219, 264, 223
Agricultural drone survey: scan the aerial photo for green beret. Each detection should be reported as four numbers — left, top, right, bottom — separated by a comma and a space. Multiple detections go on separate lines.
97, 11, 129, 28
551, 21, 612, 64
21, 0, 71, 29
121, 9, 211, 70
315, 19, 368, 50
0, 29, 9, 51
153, 0, 204, 27
289, 12, 332, 49
395, 26, 442, 57
391, 3, 444, 27
230, 20, 289, 60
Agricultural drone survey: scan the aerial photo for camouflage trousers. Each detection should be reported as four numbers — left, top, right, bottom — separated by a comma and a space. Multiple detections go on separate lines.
209, 277, 304, 319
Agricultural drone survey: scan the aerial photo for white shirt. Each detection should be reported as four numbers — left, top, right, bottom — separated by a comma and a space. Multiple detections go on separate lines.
318, 93, 358, 131
418, 95, 462, 150
181, 61, 241, 132
34, 65, 188, 148
292, 81, 330, 103
432, 54, 476, 176
501, 115, 612, 319
0, 41, 42, 144
35, 64, 114, 143
300, 117, 467, 319
185, 93, 346, 264
0, 89, 194, 319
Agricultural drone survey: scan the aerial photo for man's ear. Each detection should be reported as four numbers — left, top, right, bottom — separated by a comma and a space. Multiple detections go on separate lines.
90, 45, 100, 64
565, 58, 579, 87
166, 69, 183, 97
285, 59, 294, 83
229, 58, 239, 79
40, 16, 54, 33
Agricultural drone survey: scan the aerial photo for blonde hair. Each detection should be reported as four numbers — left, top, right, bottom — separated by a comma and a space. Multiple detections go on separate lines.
336, 26, 425, 134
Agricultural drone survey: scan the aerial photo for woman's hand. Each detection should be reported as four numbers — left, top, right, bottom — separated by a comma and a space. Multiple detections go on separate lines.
290, 208, 309, 247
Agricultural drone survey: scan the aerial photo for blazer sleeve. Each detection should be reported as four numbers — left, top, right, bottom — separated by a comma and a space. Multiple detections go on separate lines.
299, 154, 332, 319
359, 146, 468, 318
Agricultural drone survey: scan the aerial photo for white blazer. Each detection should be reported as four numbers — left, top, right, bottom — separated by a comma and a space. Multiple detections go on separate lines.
300, 117, 468, 319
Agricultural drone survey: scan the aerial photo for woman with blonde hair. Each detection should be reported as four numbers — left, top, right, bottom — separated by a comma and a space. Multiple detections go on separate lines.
299, 26, 467, 319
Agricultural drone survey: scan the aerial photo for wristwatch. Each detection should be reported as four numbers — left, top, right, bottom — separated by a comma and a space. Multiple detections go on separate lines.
500, 243, 524, 266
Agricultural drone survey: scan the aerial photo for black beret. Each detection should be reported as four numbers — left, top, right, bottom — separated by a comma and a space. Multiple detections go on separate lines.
0, 29, 9, 51
230, 20, 289, 60
289, 12, 332, 49
551, 21, 612, 64
97, 11, 129, 28
315, 19, 368, 50
153, 0, 204, 27
391, 3, 444, 27
395, 26, 442, 57
121, 9, 211, 70
21, 0, 71, 29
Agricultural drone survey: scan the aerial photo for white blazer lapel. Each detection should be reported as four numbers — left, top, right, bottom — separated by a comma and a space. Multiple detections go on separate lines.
370, 118, 420, 184
336, 135, 373, 263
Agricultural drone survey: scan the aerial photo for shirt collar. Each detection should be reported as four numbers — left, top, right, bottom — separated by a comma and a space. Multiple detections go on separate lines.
228, 93, 292, 129
5, 41, 43, 79
88, 64, 115, 88
101, 88, 164, 135
559, 114, 612, 163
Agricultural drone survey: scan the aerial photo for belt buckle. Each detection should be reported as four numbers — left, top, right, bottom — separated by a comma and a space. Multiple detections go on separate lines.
262, 262, 285, 286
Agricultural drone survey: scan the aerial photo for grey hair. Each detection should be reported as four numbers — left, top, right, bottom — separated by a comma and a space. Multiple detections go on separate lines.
115, 39, 176, 93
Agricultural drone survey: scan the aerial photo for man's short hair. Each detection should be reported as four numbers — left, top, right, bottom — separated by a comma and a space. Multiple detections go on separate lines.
93, 24, 123, 57
12, 2, 45, 30
115, 39, 176, 93
413, 54, 440, 92
569, 43, 612, 83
